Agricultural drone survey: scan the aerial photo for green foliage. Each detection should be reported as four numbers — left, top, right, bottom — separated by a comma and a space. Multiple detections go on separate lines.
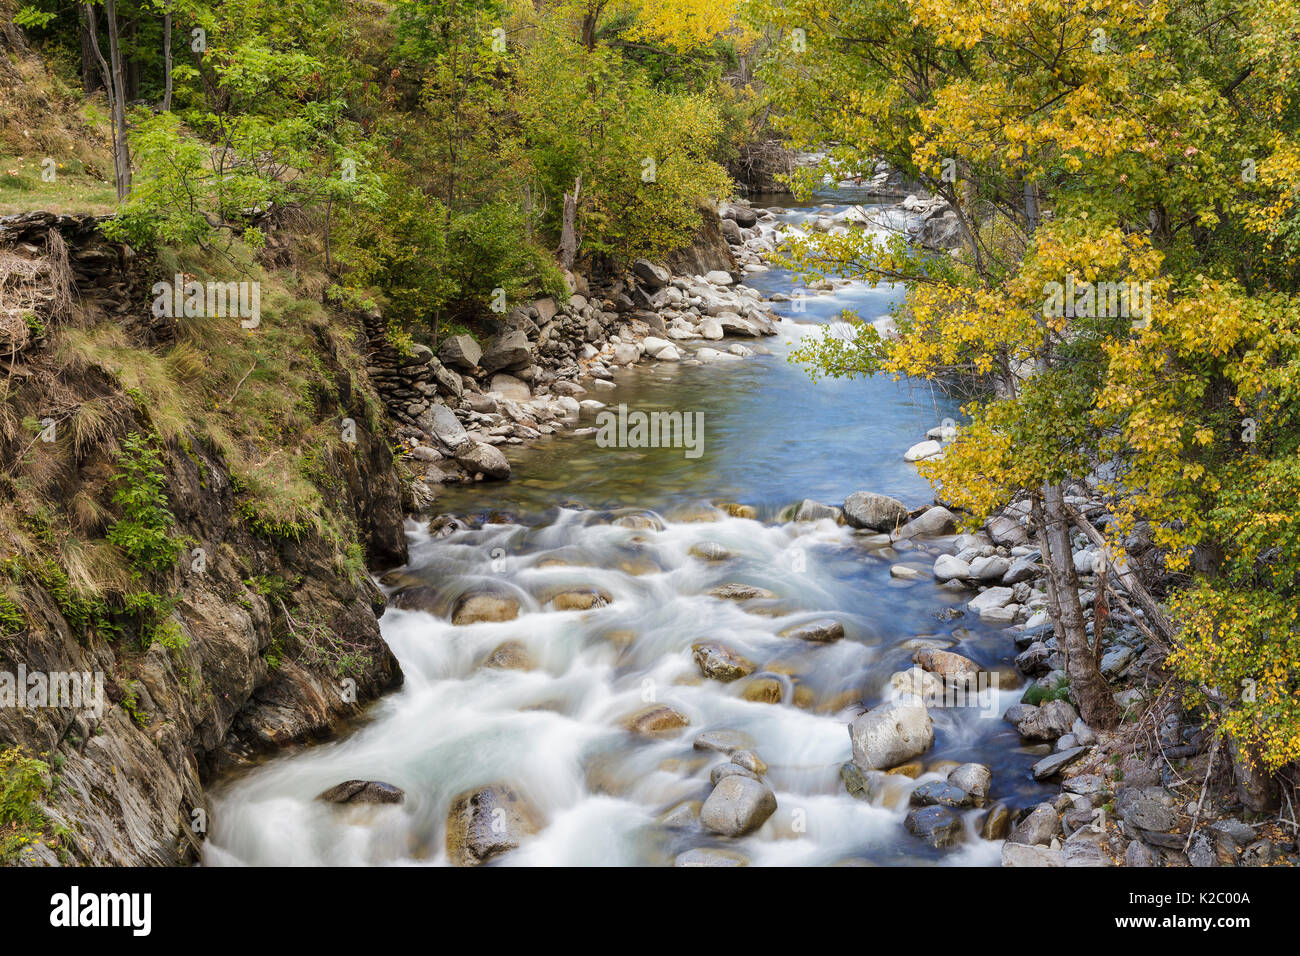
0, 595, 24, 636
1022, 676, 1071, 707
0, 748, 56, 865
107, 432, 185, 575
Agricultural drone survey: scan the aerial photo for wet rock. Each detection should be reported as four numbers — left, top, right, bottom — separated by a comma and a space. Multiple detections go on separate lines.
910, 781, 973, 809
675, 847, 749, 866
914, 648, 980, 685
548, 587, 612, 611
730, 750, 767, 776
658, 800, 701, 828
693, 729, 755, 754
624, 705, 690, 737
948, 763, 992, 807
1007, 803, 1062, 846
904, 805, 963, 848
709, 582, 777, 601
780, 618, 845, 643
740, 676, 784, 703
710, 763, 759, 785
700, 775, 778, 836
849, 699, 935, 771
689, 541, 734, 561
482, 641, 533, 670
980, 802, 1011, 840
454, 440, 511, 480
451, 590, 520, 625
391, 585, 442, 615
888, 666, 944, 702
692, 642, 756, 682
445, 784, 540, 866
317, 780, 405, 805
890, 564, 926, 580
793, 498, 841, 522
842, 491, 909, 532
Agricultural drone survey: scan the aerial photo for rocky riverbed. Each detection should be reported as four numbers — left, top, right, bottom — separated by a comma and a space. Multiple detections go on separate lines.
205, 188, 1294, 868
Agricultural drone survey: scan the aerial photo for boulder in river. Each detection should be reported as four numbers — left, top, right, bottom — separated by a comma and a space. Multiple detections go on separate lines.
904, 805, 963, 848
692, 642, 756, 682
932, 554, 970, 581
914, 648, 980, 685
451, 590, 520, 625
700, 775, 778, 836
842, 491, 908, 532
893, 506, 957, 540
548, 587, 612, 611
1003, 699, 1077, 741
947, 763, 992, 807
317, 780, 405, 805
693, 729, 755, 754
624, 704, 690, 737
792, 498, 841, 522
849, 699, 935, 771
709, 582, 777, 601
453, 440, 511, 480
445, 784, 540, 866
780, 618, 845, 643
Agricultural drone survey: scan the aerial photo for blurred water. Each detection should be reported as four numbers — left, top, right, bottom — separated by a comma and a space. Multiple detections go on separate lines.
203, 194, 1052, 868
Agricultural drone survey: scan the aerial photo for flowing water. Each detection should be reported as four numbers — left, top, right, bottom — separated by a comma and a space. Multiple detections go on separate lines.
204, 191, 1055, 867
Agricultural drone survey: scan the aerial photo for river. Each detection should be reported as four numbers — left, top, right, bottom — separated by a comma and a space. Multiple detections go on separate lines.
203, 188, 1055, 867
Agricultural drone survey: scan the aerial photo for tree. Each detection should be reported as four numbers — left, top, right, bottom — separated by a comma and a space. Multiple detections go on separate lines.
763, 0, 1300, 742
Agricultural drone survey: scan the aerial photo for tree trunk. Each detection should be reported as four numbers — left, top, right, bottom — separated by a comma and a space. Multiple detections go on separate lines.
86, 0, 132, 200
1226, 738, 1277, 812
125, 16, 139, 102
1040, 481, 1119, 728
79, 7, 100, 94
559, 176, 581, 270
162, 9, 173, 111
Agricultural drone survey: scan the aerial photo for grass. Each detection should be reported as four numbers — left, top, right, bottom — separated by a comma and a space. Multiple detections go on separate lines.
0, 154, 119, 216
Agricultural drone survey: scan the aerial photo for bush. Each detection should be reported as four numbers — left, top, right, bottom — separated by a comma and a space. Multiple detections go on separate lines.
107, 433, 185, 575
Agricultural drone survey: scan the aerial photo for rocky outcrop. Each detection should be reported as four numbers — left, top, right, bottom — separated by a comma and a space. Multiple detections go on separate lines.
0, 213, 408, 865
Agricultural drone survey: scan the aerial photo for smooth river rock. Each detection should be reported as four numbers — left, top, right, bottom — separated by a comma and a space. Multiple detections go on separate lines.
445, 784, 540, 866
700, 775, 778, 836
849, 699, 935, 771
